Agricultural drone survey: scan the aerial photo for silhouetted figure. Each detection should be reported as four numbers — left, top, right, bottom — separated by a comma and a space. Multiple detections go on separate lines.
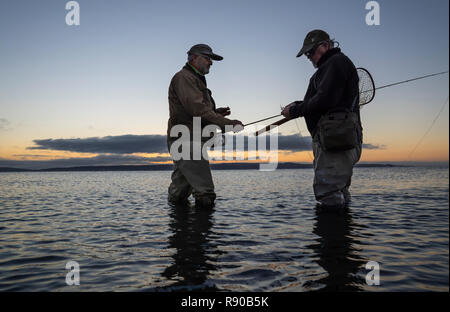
167, 44, 243, 209
282, 29, 362, 210
308, 207, 366, 291
161, 203, 221, 290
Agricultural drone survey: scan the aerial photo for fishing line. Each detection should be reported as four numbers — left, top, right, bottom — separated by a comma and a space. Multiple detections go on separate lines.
408, 96, 449, 160
376, 71, 449, 91
245, 71, 449, 122
243, 69, 448, 159
360, 70, 449, 106
294, 118, 314, 162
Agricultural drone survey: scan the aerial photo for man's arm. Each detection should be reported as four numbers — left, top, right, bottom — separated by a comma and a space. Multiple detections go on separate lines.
215, 107, 231, 116
173, 74, 236, 128
292, 58, 348, 117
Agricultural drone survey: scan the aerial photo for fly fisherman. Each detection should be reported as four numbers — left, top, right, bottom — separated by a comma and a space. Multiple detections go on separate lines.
281, 30, 363, 212
167, 44, 243, 209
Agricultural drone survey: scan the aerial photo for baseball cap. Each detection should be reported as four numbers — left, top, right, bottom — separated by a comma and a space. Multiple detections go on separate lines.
296, 29, 330, 57
187, 44, 223, 61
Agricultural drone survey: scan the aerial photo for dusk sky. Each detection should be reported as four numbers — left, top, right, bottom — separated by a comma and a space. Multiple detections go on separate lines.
0, 0, 448, 169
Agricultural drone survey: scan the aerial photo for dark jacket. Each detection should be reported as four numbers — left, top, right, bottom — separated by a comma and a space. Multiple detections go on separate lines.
290, 48, 361, 136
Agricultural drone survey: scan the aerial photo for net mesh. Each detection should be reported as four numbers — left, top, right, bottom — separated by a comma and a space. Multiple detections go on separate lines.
358, 68, 375, 106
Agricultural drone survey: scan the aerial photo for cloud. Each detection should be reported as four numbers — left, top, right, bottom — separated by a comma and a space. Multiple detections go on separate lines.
221, 133, 313, 152
0, 118, 10, 131
363, 143, 385, 150
2, 132, 386, 170
26, 133, 384, 155
277, 134, 313, 151
13, 154, 53, 159
0, 154, 171, 170
28, 135, 168, 154
26, 133, 314, 154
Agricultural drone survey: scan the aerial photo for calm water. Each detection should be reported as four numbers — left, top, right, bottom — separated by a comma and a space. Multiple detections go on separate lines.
0, 167, 448, 291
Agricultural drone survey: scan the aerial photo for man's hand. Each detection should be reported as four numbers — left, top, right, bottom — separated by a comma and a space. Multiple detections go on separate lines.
281, 102, 296, 119
230, 119, 244, 133
282, 101, 304, 118
230, 119, 243, 126
216, 107, 231, 116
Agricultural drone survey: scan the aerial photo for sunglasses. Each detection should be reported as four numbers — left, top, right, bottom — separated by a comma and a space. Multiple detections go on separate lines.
305, 42, 325, 57
200, 54, 212, 62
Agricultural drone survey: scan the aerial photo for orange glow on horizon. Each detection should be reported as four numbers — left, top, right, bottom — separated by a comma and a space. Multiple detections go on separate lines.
0, 144, 448, 163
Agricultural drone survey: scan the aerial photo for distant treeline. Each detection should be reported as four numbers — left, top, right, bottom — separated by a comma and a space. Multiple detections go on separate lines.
0, 162, 400, 172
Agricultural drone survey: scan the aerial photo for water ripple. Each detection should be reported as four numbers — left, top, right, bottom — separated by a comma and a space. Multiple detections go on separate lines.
0, 167, 448, 291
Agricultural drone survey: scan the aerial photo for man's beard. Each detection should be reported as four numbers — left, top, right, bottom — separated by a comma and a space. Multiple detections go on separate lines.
201, 65, 210, 74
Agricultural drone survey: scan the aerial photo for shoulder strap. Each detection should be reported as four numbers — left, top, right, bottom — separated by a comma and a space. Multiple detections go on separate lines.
350, 94, 358, 112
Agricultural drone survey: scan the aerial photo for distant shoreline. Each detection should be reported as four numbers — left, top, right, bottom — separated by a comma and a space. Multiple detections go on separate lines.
1, 162, 445, 172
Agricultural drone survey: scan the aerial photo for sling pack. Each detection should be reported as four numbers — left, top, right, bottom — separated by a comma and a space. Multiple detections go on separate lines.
316, 109, 360, 151
315, 91, 361, 151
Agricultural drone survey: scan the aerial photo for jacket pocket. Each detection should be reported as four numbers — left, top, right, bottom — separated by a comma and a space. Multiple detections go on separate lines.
317, 111, 359, 151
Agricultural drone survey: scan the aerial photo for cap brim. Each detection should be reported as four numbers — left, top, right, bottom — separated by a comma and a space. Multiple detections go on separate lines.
296, 43, 314, 58
211, 54, 223, 61
202, 52, 223, 61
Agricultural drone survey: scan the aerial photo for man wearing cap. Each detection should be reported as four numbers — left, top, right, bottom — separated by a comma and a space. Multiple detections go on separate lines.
281, 30, 363, 212
167, 44, 243, 208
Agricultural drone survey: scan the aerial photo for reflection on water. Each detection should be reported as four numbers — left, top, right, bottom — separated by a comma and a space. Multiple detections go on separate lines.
309, 207, 366, 291
0, 167, 448, 291
161, 204, 220, 290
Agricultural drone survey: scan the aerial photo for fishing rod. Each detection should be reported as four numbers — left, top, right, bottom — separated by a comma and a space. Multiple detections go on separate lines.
254, 116, 290, 136
253, 69, 449, 135
360, 70, 449, 106
243, 114, 282, 127
378, 71, 448, 90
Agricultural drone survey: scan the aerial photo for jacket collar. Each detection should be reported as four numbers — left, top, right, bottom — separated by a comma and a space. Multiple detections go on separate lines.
183, 62, 207, 86
317, 48, 341, 67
